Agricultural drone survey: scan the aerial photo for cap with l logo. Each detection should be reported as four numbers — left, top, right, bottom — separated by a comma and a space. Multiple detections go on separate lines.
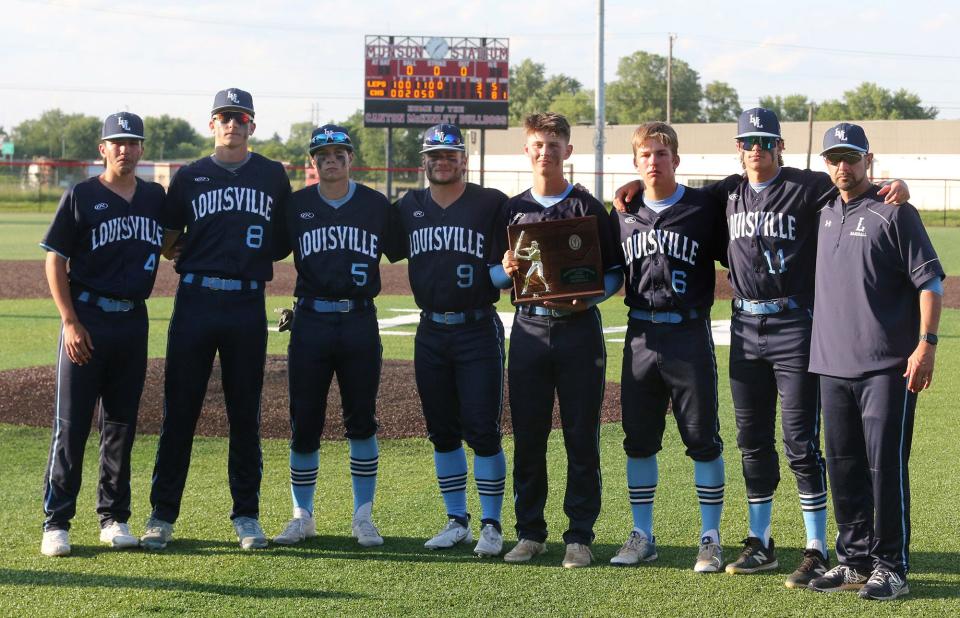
820, 122, 869, 155
212, 88, 255, 116
736, 107, 781, 139
102, 112, 145, 141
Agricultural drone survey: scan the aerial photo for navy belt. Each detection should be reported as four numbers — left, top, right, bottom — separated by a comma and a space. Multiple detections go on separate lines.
297, 297, 371, 313
422, 307, 494, 325
182, 273, 260, 291
628, 308, 701, 323
75, 291, 138, 313
518, 305, 574, 318
733, 297, 800, 315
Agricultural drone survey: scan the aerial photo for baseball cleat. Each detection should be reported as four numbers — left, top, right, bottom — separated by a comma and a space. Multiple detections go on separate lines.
140, 517, 174, 551
785, 548, 829, 589
561, 543, 593, 568
233, 516, 268, 550
424, 518, 472, 550
725, 537, 779, 574
40, 529, 71, 557
352, 511, 384, 547
808, 564, 869, 593
693, 536, 723, 573
273, 516, 317, 546
473, 523, 503, 557
610, 530, 657, 566
503, 539, 547, 563
99, 522, 138, 548
858, 568, 909, 601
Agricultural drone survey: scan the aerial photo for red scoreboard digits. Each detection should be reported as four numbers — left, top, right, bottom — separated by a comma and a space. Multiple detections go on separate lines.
363, 36, 509, 129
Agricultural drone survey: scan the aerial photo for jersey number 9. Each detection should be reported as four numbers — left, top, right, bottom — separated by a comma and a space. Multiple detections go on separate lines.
456, 264, 473, 288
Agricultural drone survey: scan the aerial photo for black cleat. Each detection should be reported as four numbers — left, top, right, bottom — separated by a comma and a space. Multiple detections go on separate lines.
808, 564, 870, 593
725, 537, 779, 574
785, 548, 829, 589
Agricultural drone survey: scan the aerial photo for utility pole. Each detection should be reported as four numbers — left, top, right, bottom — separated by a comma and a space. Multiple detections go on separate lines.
666, 33, 677, 123
594, 0, 605, 202
805, 103, 815, 170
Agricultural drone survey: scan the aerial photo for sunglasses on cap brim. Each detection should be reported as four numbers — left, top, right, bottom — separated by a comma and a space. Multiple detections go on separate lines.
213, 111, 252, 125
737, 136, 779, 150
311, 132, 352, 149
423, 133, 463, 147
824, 151, 866, 165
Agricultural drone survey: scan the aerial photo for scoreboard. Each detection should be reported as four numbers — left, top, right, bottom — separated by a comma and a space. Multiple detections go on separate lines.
364, 35, 509, 129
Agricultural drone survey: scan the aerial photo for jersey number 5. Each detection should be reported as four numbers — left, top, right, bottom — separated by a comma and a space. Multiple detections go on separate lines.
351, 263, 368, 286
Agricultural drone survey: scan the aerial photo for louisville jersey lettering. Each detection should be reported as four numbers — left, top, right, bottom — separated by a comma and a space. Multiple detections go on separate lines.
715, 168, 835, 302
281, 183, 391, 299
41, 176, 166, 300
610, 185, 726, 311
164, 153, 291, 281
393, 183, 506, 312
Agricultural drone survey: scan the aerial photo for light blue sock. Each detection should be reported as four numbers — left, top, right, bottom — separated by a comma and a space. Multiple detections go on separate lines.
748, 497, 773, 547
434, 447, 468, 520
626, 455, 658, 539
290, 449, 319, 516
694, 456, 725, 542
474, 450, 506, 526
801, 491, 829, 556
349, 437, 379, 514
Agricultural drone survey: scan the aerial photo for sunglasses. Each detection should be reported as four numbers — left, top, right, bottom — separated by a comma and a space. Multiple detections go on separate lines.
738, 136, 779, 151
311, 131, 352, 148
213, 111, 252, 125
824, 151, 866, 165
424, 132, 463, 147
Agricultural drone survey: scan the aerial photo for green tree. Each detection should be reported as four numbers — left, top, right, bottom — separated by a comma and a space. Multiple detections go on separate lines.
507, 60, 585, 125
701, 81, 741, 122
13, 109, 102, 159
143, 115, 206, 160
840, 82, 937, 120
605, 51, 702, 124
551, 90, 595, 125
758, 94, 813, 121
814, 99, 848, 121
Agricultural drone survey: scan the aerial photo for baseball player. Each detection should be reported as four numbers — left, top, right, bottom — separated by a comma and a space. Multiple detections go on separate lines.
388, 124, 510, 557
614, 108, 909, 587
497, 112, 621, 569
270, 125, 389, 547
807, 123, 943, 601
141, 88, 292, 551
607, 122, 727, 573
516, 241, 549, 295
39, 113, 165, 556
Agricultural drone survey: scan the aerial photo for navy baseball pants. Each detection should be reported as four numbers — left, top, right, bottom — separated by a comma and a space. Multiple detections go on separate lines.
150, 282, 267, 523
621, 317, 722, 461
414, 312, 505, 457
729, 308, 826, 499
288, 304, 381, 452
820, 368, 916, 575
509, 307, 605, 546
42, 300, 147, 531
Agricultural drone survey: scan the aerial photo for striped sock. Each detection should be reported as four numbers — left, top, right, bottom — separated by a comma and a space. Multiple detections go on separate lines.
434, 447, 468, 521
748, 495, 774, 547
289, 449, 319, 517
694, 456, 725, 542
800, 490, 828, 555
349, 437, 379, 515
474, 450, 506, 528
626, 455, 658, 539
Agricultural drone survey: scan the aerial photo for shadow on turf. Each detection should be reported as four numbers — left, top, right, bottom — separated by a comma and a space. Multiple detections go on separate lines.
0, 567, 354, 600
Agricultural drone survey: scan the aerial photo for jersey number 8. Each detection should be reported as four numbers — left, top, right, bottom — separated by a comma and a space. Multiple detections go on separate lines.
246, 225, 264, 248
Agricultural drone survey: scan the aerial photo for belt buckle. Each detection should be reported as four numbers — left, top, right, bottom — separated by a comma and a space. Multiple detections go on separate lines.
206, 276, 224, 290
337, 299, 352, 313
442, 311, 460, 324
649, 310, 664, 324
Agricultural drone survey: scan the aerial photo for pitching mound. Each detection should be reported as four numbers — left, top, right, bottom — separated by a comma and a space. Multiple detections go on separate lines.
0, 357, 624, 440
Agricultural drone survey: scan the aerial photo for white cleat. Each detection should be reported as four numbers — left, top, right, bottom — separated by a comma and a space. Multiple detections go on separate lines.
424, 518, 472, 550
41, 529, 71, 557
272, 516, 317, 546
474, 523, 504, 557
233, 516, 268, 550
100, 522, 139, 548
140, 517, 174, 551
352, 503, 384, 547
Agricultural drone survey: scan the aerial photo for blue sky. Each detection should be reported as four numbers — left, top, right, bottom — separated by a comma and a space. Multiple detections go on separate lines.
3, 0, 958, 139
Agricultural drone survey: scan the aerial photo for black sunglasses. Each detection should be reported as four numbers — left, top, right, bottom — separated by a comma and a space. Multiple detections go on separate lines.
213, 111, 252, 125
824, 151, 866, 165
738, 136, 779, 151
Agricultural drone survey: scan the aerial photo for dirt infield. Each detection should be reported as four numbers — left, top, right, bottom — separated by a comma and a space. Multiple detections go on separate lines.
0, 357, 623, 440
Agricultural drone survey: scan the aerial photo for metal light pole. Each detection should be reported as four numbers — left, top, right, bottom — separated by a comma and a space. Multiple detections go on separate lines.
594, 0, 605, 201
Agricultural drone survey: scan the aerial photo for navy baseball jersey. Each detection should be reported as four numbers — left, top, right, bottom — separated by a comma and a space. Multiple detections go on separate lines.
809, 187, 944, 378
41, 176, 166, 300
609, 185, 726, 311
710, 168, 835, 303
278, 183, 391, 299
164, 153, 291, 281
391, 183, 507, 312
496, 186, 619, 277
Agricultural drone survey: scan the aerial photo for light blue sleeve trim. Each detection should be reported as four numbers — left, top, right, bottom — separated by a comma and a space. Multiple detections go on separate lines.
39, 242, 69, 260
585, 268, 624, 307
919, 276, 944, 296
489, 264, 513, 289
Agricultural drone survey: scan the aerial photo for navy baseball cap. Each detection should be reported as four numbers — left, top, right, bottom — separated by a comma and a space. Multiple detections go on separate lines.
420, 124, 465, 154
309, 124, 353, 155
102, 112, 144, 141
212, 88, 255, 116
736, 107, 781, 139
820, 122, 869, 155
